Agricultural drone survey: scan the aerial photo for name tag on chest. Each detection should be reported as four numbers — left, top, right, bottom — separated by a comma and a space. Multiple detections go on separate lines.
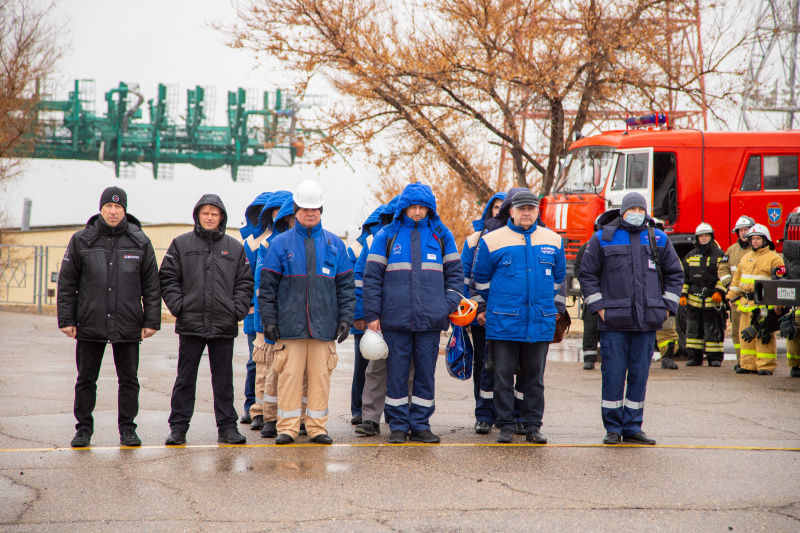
427, 254, 437, 260
648, 259, 656, 270
322, 267, 331, 275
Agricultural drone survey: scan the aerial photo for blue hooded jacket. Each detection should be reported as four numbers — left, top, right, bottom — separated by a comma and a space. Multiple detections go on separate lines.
347, 204, 386, 334
363, 183, 463, 331
240, 192, 273, 240
242, 192, 273, 335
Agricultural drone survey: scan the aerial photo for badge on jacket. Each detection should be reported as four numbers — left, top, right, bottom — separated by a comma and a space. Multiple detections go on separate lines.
648, 259, 656, 270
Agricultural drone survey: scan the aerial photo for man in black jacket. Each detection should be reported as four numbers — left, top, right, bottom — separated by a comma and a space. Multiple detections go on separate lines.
57, 187, 161, 448
160, 194, 254, 445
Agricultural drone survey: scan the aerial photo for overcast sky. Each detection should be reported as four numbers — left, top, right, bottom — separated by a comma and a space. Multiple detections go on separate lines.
3, 0, 376, 239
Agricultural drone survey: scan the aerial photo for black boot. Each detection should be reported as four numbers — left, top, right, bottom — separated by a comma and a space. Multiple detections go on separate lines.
660, 344, 678, 369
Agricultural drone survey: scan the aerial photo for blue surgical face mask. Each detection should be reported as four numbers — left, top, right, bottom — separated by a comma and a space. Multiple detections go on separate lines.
624, 212, 645, 226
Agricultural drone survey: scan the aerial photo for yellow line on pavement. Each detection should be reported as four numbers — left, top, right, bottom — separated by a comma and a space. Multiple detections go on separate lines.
1, 443, 799, 452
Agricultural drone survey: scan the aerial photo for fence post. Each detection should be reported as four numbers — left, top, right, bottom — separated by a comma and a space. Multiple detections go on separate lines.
43, 246, 49, 308
32, 245, 38, 305
37, 246, 44, 314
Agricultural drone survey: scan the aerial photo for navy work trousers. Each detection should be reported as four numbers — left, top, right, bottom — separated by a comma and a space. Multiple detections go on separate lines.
598, 330, 656, 436
383, 330, 440, 433
243, 333, 256, 414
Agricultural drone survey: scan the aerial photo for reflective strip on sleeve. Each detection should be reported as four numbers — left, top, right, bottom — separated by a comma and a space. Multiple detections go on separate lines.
741, 274, 770, 281
263, 394, 278, 404
305, 408, 329, 418
585, 293, 602, 305
443, 252, 460, 262
367, 254, 388, 265
601, 399, 624, 409
473, 294, 485, 303
421, 262, 443, 271
663, 292, 681, 304
554, 283, 562, 291
385, 396, 408, 407
411, 396, 435, 407
479, 390, 493, 399
464, 277, 470, 285
624, 399, 645, 410
555, 295, 566, 305
514, 390, 524, 400
476, 281, 491, 290
277, 407, 302, 418
386, 262, 412, 271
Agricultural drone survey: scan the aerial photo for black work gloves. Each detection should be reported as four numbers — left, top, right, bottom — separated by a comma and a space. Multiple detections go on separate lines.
336, 321, 349, 344
264, 324, 279, 342
780, 314, 796, 340
741, 325, 758, 343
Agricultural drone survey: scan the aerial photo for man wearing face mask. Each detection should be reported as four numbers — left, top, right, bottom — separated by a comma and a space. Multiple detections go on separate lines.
717, 216, 754, 367
578, 192, 684, 445
680, 223, 727, 367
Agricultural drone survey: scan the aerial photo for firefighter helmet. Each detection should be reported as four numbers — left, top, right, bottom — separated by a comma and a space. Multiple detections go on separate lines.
694, 222, 714, 236
731, 215, 755, 233
360, 329, 389, 361
746, 223, 775, 250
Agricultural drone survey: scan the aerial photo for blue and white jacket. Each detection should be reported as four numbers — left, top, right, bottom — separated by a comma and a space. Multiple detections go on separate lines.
473, 218, 566, 343
577, 210, 683, 332
363, 183, 463, 332
241, 192, 273, 335
348, 204, 386, 334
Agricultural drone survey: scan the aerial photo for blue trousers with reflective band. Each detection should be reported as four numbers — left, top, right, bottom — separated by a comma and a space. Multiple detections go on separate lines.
383, 330, 440, 433
350, 334, 368, 417
243, 333, 256, 414
492, 340, 548, 430
598, 330, 656, 436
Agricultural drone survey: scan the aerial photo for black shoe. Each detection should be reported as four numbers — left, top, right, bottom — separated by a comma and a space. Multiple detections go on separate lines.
603, 432, 621, 444
250, 415, 265, 431
239, 410, 252, 424
525, 429, 547, 444
409, 429, 440, 443
120, 429, 142, 447
623, 432, 656, 445
389, 430, 407, 443
165, 428, 187, 446
583, 362, 595, 370
260, 420, 277, 438
475, 421, 491, 435
350, 414, 362, 425
310, 434, 333, 444
299, 423, 307, 436
661, 357, 678, 369
736, 366, 756, 374
790, 366, 800, 378
685, 360, 702, 366
497, 427, 514, 443
709, 360, 721, 367
71, 429, 92, 448
355, 420, 380, 436
758, 369, 773, 376
218, 427, 247, 445
275, 433, 294, 445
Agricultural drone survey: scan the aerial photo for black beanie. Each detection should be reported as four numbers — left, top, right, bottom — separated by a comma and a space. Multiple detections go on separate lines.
100, 186, 127, 211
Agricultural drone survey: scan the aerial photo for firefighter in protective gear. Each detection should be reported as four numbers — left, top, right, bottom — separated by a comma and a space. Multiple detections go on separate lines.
780, 310, 800, 377
680, 223, 727, 366
718, 215, 754, 364
727, 224, 784, 375
656, 316, 679, 369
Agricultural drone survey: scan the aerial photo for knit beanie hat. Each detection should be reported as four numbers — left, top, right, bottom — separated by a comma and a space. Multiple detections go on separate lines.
620, 192, 647, 215
100, 187, 127, 211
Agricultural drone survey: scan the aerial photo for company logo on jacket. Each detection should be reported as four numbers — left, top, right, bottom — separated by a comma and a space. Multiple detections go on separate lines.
392, 244, 402, 254
287, 251, 294, 261
123, 255, 140, 260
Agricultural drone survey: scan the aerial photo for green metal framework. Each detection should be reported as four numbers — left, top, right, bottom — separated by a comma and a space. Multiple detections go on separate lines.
17, 80, 322, 181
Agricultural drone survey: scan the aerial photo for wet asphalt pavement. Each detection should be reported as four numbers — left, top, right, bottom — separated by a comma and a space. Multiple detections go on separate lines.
1, 310, 799, 531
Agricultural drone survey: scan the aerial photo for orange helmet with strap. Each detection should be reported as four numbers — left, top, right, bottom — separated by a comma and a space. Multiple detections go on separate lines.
447, 290, 478, 326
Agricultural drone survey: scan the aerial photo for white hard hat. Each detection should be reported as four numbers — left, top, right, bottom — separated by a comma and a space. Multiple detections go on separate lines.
746, 223, 772, 244
694, 222, 714, 236
360, 329, 388, 360
732, 215, 755, 232
294, 180, 324, 209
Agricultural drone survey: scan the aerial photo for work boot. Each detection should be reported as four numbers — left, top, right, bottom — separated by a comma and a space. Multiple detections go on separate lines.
239, 410, 252, 425
790, 366, 800, 378
602, 432, 621, 445
70, 428, 92, 448
685, 360, 702, 367
388, 430, 407, 444
409, 429, 440, 443
661, 357, 678, 369
709, 360, 721, 367
474, 421, 491, 435
261, 420, 277, 438
218, 427, 247, 445
623, 432, 656, 445
757, 369, 773, 376
497, 427, 514, 443
736, 366, 756, 374
514, 422, 526, 435
350, 414, 362, 425
299, 423, 307, 436
250, 415, 265, 431
165, 428, 187, 446
583, 362, 595, 370
355, 420, 380, 436
525, 429, 547, 444
275, 434, 294, 445
120, 429, 142, 447
310, 434, 333, 444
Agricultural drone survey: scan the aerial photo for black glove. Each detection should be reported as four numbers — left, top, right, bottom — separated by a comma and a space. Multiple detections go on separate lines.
741, 325, 758, 343
264, 324, 279, 342
759, 330, 773, 344
336, 321, 349, 344
780, 313, 796, 340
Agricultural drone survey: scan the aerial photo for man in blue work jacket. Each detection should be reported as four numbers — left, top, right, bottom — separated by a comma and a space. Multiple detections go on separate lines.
578, 192, 684, 445
473, 190, 566, 444
363, 182, 463, 444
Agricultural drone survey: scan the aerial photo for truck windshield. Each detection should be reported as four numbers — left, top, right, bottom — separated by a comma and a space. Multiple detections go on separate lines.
556, 146, 616, 193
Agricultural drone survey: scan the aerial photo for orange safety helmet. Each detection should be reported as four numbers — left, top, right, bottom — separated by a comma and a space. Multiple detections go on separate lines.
449, 297, 478, 326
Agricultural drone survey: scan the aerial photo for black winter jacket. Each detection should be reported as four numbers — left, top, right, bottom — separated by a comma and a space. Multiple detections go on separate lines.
159, 194, 254, 338
57, 214, 161, 342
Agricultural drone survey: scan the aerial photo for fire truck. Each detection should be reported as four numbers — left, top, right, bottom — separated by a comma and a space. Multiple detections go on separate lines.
539, 114, 800, 296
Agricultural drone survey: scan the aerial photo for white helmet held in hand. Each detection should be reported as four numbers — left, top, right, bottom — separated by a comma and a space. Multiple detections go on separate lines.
294, 180, 324, 209
360, 329, 389, 360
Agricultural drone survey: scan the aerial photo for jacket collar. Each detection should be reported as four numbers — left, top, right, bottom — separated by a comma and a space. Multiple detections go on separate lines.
507, 218, 536, 235
400, 213, 428, 228
295, 221, 323, 238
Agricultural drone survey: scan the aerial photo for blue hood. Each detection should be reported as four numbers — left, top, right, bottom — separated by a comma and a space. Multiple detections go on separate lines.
240, 192, 273, 239
358, 205, 384, 245
273, 197, 297, 234
485, 187, 532, 233
472, 191, 507, 232
379, 195, 400, 227
258, 190, 292, 231
393, 182, 438, 220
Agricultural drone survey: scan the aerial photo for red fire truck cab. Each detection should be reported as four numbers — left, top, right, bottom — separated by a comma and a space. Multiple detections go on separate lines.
539, 116, 800, 295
